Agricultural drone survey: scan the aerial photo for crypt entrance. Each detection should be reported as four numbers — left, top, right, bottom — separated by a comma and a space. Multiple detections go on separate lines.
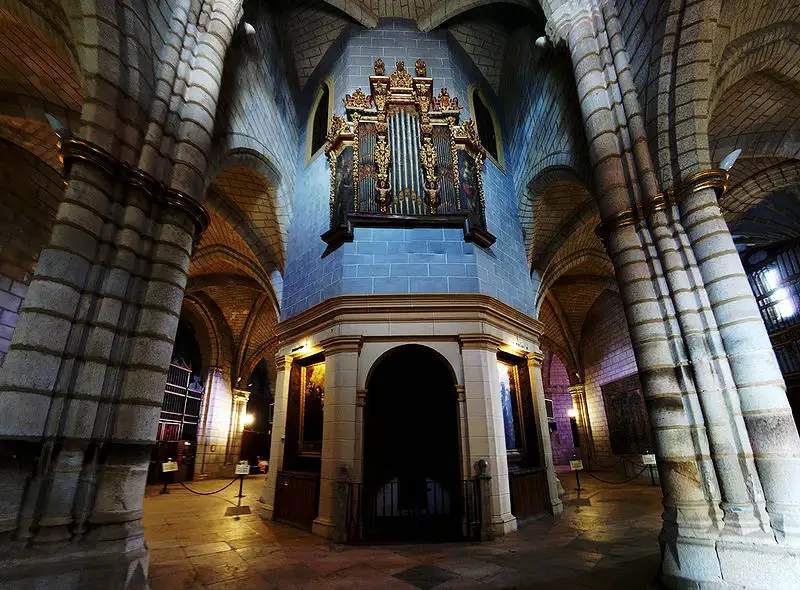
361, 345, 467, 542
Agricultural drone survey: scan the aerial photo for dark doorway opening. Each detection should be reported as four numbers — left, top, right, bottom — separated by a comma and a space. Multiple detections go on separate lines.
363, 345, 463, 542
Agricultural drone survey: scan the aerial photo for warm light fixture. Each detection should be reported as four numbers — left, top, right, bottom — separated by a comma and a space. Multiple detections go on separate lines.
243, 413, 255, 427
566, 407, 578, 419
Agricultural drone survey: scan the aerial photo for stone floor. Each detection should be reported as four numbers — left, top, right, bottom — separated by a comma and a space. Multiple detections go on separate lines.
143, 472, 664, 589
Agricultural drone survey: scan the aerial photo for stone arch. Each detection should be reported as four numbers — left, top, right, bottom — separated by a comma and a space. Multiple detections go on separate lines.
182, 292, 237, 375
320, 0, 379, 28
722, 159, 800, 221
205, 148, 288, 277
365, 344, 459, 393
418, 0, 542, 32
521, 165, 595, 270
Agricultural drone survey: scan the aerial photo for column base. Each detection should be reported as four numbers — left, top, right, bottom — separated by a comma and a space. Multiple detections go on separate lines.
661, 535, 800, 589
256, 501, 275, 521
312, 516, 336, 539
0, 539, 149, 590
490, 514, 517, 537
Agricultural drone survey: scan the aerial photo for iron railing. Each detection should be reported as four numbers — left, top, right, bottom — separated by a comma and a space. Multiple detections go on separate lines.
346, 477, 482, 543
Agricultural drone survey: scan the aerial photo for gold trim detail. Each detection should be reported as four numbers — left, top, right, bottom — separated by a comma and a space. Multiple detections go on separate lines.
59, 136, 210, 238
595, 168, 730, 242
389, 60, 413, 88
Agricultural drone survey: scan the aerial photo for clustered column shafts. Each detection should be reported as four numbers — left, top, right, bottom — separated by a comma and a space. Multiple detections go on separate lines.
0, 155, 199, 576
550, 0, 800, 583
680, 184, 800, 544
600, 0, 769, 538
559, 3, 723, 549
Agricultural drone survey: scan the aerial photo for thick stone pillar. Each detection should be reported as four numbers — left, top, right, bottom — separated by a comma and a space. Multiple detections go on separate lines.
459, 334, 517, 536
681, 182, 800, 545
549, 1, 723, 582
0, 138, 207, 588
313, 336, 362, 539
258, 355, 292, 519
226, 388, 250, 464
567, 384, 591, 467
196, 366, 235, 478
528, 352, 564, 515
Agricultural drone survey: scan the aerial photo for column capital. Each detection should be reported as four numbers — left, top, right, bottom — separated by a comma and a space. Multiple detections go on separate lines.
320, 335, 363, 354
526, 351, 544, 366
568, 384, 586, 396
233, 388, 250, 402
275, 355, 293, 372
458, 333, 503, 351
356, 389, 367, 407
455, 384, 466, 402
546, 0, 597, 44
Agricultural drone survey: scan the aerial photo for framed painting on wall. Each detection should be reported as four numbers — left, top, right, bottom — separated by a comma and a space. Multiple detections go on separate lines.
497, 360, 525, 454
299, 361, 326, 456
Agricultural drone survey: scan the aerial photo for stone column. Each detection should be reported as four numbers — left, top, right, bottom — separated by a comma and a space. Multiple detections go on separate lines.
227, 388, 250, 465
0, 137, 207, 588
548, 1, 724, 582
568, 384, 591, 466
528, 352, 564, 515
681, 182, 800, 545
259, 354, 292, 519
313, 336, 362, 539
459, 334, 516, 536
196, 366, 235, 478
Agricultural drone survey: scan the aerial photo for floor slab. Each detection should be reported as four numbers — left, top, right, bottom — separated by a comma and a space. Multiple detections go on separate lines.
144, 472, 664, 589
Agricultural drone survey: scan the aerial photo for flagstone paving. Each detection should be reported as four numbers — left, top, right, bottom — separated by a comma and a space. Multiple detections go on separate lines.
144, 472, 663, 589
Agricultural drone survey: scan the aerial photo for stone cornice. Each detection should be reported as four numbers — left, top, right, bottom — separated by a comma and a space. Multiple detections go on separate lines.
276, 294, 543, 347
320, 335, 363, 354
59, 135, 210, 239
458, 333, 505, 351
233, 388, 250, 402
527, 351, 544, 366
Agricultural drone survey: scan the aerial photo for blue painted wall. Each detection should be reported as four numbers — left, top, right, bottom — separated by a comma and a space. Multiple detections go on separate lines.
281, 19, 535, 319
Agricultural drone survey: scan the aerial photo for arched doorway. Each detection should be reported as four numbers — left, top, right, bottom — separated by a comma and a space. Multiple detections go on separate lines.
363, 345, 463, 541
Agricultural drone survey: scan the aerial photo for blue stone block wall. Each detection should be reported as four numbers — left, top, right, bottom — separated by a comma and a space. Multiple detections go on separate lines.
500, 26, 590, 199
281, 19, 536, 319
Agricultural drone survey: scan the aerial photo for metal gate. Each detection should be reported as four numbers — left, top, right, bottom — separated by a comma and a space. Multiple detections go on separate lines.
159, 360, 204, 441
346, 478, 482, 542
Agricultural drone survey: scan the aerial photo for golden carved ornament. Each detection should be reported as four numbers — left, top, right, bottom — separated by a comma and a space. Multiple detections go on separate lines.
390, 61, 413, 87
420, 135, 440, 213
373, 82, 388, 111
374, 133, 392, 213
415, 59, 427, 77
420, 135, 437, 183
344, 88, 371, 109
434, 88, 461, 111
374, 58, 385, 76
327, 114, 350, 143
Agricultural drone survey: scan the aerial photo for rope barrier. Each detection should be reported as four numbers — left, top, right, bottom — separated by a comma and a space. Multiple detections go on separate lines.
177, 477, 239, 496
582, 465, 649, 485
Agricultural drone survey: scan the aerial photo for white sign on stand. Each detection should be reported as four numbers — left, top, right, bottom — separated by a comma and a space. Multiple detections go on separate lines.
569, 459, 584, 471
642, 454, 657, 466
162, 461, 178, 473
235, 461, 250, 476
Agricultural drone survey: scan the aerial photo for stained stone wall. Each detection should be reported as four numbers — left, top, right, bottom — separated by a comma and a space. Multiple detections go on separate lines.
281, 18, 534, 319
580, 290, 638, 462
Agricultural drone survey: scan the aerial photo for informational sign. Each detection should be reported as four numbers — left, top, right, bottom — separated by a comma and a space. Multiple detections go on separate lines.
569, 459, 584, 471
162, 461, 178, 473
642, 454, 657, 466
235, 461, 251, 476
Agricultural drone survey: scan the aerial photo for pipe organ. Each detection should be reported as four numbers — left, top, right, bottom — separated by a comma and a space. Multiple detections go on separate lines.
322, 59, 496, 252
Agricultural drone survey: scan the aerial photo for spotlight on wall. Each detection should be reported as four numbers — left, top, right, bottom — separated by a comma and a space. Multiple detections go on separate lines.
566, 407, 579, 419
243, 413, 255, 427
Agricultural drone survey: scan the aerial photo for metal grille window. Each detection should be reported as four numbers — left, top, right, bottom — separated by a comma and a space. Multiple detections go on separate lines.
749, 246, 800, 377
158, 360, 204, 441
